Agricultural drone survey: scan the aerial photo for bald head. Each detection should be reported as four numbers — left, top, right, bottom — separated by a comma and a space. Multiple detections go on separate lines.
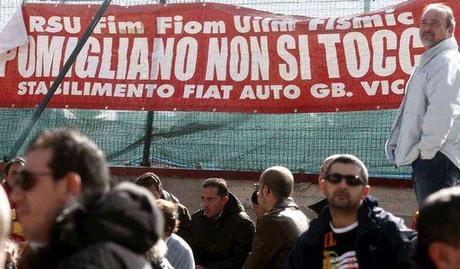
260, 166, 294, 199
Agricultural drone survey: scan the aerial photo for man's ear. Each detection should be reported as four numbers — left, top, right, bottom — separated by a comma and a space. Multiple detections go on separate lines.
447, 26, 454, 37
62, 172, 82, 198
222, 195, 229, 205
319, 179, 327, 195
262, 185, 272, 196
428, 242, 456, 269
361, 185, 371, 199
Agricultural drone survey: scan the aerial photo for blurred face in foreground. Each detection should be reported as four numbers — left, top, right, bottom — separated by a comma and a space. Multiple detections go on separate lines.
12, 149, 68, 243
201, 186, 228, 220
5, 162, 24, 189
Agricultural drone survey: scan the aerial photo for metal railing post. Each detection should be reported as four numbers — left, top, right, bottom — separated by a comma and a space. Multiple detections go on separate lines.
140, 0, 167, 166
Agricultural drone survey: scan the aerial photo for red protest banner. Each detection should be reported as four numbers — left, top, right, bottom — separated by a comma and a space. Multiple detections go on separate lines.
0, 0, 457, 113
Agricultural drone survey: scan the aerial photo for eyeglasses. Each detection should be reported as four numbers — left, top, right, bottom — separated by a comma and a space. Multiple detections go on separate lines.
325, 173, 364, 186
16, 170, 53, 191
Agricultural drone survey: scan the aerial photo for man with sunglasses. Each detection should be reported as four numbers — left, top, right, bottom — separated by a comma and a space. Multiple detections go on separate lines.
12, 128, 163, 269
244, 166, 309, 269
285, 154, 416, 269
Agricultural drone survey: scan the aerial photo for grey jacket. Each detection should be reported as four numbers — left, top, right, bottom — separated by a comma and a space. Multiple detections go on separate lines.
386, 37, 460, 167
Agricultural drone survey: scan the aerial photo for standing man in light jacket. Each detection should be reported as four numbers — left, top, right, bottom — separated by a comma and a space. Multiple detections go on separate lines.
386, 3, 460, 205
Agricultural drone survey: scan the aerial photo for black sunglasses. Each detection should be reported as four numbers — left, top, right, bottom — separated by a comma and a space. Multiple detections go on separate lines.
16, 170, 53, 191
325, 173, 364, 186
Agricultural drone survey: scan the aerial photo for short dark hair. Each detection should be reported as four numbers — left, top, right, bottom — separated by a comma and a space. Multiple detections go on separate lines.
27, 128, 109, 204
260, 166, 293, 199
3, 157, 25, 175
156, 199, 179, 236
415, 186, 460, 269
202, 178, 228, 197
325, 154, 368, 185
135, 172, 162, 190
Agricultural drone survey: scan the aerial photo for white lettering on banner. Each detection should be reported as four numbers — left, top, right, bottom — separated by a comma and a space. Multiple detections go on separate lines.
154, 84, 175, 98
183, 85, 233, 99
205, 38, 228, 81
157, 16, 226, 34
344, 32, 370, 78
116, 38, 129, 79
29, 16, 81, 34
206, 36, 269, 81
17, 81, 177, 98
94, 16, 118, 34
234, 16, 296, 33
36, 36, 65, 77
151, 38, 174, 80
308, 9, 414, 31
361, 79, 405, 95
0, 3, 425, 111
75, 37, 100, 78
94, 16, 144, 34
63, 37, 78, 77
318, 28, 423, 78
17, 37, 36, 78
13, 35, 202, 81
229, 36, 249, 81
175, 37, 198, 81
278, 35, 298, 81
317, 34, 341, 78
399, 27, 423, 74
250, 36, 269, 80
99, 38, 116, 79
127, 38, 149, 80
0, 49, 17, 77
277, 35, 312, 81
372, 30, 397, 77
310, 83, 349, 99
29, 15, 143, 35
239, 84, 300, 100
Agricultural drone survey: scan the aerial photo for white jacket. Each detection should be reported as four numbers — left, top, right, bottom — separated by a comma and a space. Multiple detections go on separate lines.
386, 37, 460, 168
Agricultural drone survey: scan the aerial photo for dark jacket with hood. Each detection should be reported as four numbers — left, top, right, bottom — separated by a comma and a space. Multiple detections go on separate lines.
19, 182, 164, 269
244, 197, 309, 269
284, 197, 417, 269
189, 192, 255, 269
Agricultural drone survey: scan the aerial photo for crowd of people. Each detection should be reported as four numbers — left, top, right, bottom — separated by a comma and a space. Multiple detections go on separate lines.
1, 127, 459, 269
0, 2, 459, 269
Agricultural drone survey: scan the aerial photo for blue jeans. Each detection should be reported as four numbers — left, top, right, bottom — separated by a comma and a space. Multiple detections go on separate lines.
412, 151, 460, 206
